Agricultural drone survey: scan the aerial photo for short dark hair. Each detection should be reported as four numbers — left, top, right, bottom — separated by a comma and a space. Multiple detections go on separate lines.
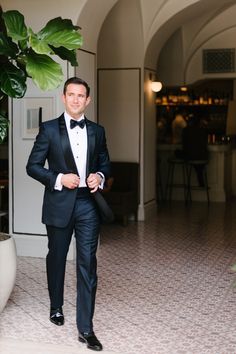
63, 77, 90, 97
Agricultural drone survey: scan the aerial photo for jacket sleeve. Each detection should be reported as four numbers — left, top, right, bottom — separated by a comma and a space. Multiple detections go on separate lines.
96, 126, 111, 180
26, 123, 58, 191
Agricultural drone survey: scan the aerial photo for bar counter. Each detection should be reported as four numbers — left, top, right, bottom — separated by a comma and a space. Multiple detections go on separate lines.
157, 143, 233, 202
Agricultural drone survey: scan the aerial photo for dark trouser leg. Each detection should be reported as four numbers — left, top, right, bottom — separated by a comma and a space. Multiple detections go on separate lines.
73, 195, 100, 333
46, 222, 74, 309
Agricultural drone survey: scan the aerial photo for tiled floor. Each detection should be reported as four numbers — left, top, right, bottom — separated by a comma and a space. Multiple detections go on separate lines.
1, 200, 236, 353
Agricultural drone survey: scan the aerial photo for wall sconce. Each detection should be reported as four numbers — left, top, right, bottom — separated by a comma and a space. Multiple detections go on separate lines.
149, 73, 162, 92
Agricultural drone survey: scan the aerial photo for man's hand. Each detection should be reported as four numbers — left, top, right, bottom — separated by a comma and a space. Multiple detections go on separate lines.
61, 173, 80, 189
87, 173, 102, 193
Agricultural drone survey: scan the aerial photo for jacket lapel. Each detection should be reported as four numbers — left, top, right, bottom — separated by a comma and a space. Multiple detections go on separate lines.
58, 114, 78, 174
85, 117, 95, 177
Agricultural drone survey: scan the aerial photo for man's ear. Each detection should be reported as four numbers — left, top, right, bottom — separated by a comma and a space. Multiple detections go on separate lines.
86, 96, 91, 107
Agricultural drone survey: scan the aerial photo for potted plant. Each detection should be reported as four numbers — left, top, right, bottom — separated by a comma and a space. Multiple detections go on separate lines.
0, 7, 83, 312
0, 232, 17, 312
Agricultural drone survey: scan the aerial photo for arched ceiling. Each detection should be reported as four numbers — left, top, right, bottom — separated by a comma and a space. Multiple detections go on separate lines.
79, 0, 207, 54
77, 0, 236, 76
184, 2, 236, 77
77, 0, 118, 52
144, 0, 236, 69
79, 0, 205, 53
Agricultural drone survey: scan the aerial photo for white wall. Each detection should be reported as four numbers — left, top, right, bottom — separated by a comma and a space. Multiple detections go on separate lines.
98, 69, 140, 162
1, 0, 85, 29
97, 0, 144, 68
76, 50, 96, 121
158, 28, 184, 86
96, 0, 159, 219
11, 62, 75, 236
77, 0, 118, 53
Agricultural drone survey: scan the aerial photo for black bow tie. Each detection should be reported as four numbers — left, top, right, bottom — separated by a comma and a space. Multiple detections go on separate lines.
70, 119, 85, 129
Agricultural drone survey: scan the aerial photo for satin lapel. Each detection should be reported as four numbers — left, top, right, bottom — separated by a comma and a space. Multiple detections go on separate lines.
58, 115, 78, 173
85, 118, 95, 176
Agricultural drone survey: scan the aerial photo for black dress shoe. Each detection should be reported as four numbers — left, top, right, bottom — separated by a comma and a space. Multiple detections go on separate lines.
79, 332, 103, 351
50, 307, 64, 326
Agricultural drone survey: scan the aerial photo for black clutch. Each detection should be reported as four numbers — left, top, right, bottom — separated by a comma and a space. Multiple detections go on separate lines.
93, 190, 114, 223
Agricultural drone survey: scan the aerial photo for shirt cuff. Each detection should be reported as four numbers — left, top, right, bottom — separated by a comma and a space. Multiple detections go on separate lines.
54, 173, 63, 191
96, 172, 105, 189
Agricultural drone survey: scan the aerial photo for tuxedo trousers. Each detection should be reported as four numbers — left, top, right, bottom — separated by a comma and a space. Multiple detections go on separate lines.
46, 188, 100, 333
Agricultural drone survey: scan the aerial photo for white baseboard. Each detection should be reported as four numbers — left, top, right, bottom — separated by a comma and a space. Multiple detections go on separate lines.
138, 200, 157, 221
13, 234, 75, 260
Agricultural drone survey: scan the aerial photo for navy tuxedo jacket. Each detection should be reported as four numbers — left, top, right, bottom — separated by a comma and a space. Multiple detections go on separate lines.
26, 114, 110, 228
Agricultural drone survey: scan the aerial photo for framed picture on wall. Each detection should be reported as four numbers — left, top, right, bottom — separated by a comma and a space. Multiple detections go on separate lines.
22, 96, 54, 139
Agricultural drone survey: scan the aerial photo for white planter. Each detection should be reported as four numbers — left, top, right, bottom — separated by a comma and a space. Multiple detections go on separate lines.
0, 233, 17, 313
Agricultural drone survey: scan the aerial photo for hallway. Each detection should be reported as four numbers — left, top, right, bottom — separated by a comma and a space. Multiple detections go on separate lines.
1, 201, 236, 353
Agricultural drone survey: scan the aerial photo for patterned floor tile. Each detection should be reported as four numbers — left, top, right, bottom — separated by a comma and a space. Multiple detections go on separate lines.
1, 200, 236, 353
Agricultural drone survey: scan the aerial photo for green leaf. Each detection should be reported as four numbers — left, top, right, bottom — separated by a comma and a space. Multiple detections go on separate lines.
2, 10, 28, 41
18, 38, 28, 51
231, 264, 236, 271
0, 12, 83, 100
46, 30, 83, 50
38, 17, 80, 38
0, 62, 27, 98
28, 28, 52, 55
0, 114, 9, 144
37, 17, 83, 50
25, 51, 63, 91
0, 32, 18, 58
49, 45, 78, 66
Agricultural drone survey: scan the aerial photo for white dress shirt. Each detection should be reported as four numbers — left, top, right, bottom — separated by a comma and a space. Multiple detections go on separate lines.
55, 112, 104, 190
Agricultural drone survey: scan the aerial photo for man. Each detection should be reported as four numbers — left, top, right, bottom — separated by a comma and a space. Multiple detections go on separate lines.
171, 109, 187, 144
182, 113, 208, 186
26, 77, 110, 351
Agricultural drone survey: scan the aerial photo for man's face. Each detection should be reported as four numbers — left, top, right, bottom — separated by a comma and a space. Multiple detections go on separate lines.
62, 83, 91, 119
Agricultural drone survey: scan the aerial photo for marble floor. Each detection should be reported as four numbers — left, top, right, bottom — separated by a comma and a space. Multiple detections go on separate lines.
1, 200, 236, 353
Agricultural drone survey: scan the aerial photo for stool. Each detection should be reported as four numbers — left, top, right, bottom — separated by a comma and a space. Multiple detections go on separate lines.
165, 157, 188, 202
186, 160, 209, 204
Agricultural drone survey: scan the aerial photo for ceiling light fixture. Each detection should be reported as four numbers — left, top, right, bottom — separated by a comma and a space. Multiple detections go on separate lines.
180, 86, 188, 92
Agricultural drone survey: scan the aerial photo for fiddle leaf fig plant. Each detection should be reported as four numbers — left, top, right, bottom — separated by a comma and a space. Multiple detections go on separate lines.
0, 114, 8, 144
0, 8, 83, 142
